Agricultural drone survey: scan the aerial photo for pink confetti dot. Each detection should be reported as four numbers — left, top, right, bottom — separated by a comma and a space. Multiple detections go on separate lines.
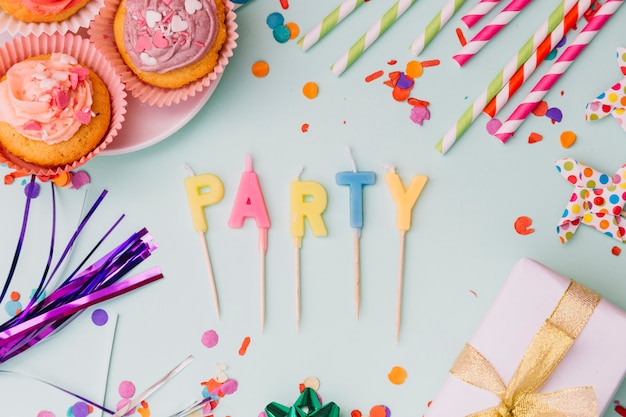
486, 118, 502, 135
116, 398, 135, 416
201, 329, 219, 348
118, 380, 136, 399
37, 412, 55, 417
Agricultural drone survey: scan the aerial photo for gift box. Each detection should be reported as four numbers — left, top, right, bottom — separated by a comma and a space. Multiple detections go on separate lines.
425, 258, 626, 416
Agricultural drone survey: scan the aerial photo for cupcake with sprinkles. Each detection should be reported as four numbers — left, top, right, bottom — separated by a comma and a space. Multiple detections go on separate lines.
0, 0, 105, 36
0, 33, 126, 176
90, 0, 238, 106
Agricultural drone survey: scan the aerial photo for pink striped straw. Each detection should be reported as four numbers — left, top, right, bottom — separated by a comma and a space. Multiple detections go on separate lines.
495, 0, 624, 143
461, 0, 501, 28
453, 0, 533, 66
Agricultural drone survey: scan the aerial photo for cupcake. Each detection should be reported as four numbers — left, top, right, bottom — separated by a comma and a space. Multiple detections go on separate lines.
0, 0, 105, 36
0, 33, 126, 176
0, 0, 92, 23
90, 0, 237, 106
0, 53, 110, 168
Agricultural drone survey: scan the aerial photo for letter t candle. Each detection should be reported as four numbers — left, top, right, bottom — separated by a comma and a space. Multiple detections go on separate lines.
336, 148, 376, 318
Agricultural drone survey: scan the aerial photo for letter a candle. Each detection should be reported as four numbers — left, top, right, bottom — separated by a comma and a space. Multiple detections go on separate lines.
290, 167, 328, 330
184, 165, 224, 318
385, 166, 427, 343
228, 155, 271, 331
336, 148, 376, 318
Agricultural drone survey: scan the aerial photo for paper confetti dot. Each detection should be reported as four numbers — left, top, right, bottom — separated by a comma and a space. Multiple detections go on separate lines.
266, 12, 284, 28
201, 330, 219, 348
351, 411, 362, 417
239, 336, 251, 356
612, 246, 621, 256
301, 376, 321, 391
456, 27, 467, 46
71, 402, 90, 417
532, 101, 548, 117
71, 171, 90, 189
4, 300, 21, 316
119, 380, 136, 399
528, 132, 543, 143
301, 123, 309, 132
387, 366, 407, 385
486, 118, 502, 135
560, 131, 576, 148
52, 172, 71, 187
285, 22, 300, 39
251, 61, 270, 77
370, 405, 391, 417
10, 291, 19, 301
410, 106, 430, 126
514, 216, 535, 235
91, 309, 108, 326
302, 81, 319, 99
37, 412, 55, 417
258, 413, 268, 417
273, 24, 291, 43
24, 181, 40, 198
405, 61, 423, 78
546, 107, 563, 123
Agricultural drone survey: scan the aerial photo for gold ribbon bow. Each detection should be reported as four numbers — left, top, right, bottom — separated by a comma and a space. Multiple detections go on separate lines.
451, 281, 601, 417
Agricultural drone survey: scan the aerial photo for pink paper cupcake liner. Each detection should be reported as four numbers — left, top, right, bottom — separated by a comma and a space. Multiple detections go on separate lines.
0, 33, 127, 177
0, 0, 105, 36
89, 0, 238, 107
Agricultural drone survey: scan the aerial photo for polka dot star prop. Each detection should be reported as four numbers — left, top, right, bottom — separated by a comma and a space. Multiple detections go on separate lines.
585, 47, 626, 131
555, 158, 626, 243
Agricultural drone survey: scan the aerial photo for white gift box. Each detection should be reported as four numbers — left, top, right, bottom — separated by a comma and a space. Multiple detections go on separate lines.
426, 258, 626, 416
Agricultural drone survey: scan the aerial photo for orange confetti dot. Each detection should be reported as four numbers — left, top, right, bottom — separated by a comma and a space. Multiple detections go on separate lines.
365, 70, 384, 82
52, 172, 71, 187
560, 130, 576, 148
528, 132, 543, 143
238, 336, 251, 356
612, 246, 621, 256
514, 216, 535, 235
405, 60, 423, 78
301, 123, 309, 132
407, 97, 430, 107
302, 81, 319, 99
10, 291, 19, 301
370, 405, 389, 417
351, 410, 362, 417
285, 22, 300, 39
388, 366, 407, 385
251, 61, 270, 78
532, 101, 548, 117
387, 59, 397, 65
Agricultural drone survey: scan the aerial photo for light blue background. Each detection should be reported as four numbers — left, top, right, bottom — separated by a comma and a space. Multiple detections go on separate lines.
2, 0, 626, 415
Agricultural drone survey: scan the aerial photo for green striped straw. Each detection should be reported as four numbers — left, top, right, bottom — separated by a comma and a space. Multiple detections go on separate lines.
330, 0, 419, 76
409, 0, 466, 55
435, 0, 580, 155
297, 0, 366, 51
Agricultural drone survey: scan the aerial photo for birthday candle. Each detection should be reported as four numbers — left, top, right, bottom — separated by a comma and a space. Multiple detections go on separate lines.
228, 155, 271, 330
184, 169, 224, 318
290, 173, 328, 330
384, 167, 428, 343
336, 151, 376, 319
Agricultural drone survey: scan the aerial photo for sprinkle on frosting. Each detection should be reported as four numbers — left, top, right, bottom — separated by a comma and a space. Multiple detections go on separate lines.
123, 0, 219, 74
0, 53, 94, 145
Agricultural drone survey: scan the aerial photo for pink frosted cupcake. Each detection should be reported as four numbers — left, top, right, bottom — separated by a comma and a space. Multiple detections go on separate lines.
89, 0, 237, 107
0, 0, 105, 36
0, 33, 126, 177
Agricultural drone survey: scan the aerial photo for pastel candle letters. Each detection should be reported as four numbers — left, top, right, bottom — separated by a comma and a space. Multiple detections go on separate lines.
384, 168, 428, 232
290, 180, 328, 246
335, 171, 377, 230
184, 173, 225, 233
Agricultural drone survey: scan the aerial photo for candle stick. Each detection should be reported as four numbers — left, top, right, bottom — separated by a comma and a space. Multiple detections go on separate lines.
184, 164, 224, 319
384, 166, 427, 343
336, 148, 376, 319
228, 155, 271, 331
290, 167, 328, 330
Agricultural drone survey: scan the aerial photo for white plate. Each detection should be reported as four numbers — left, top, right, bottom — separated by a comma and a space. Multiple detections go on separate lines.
100, 72, 222, 155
